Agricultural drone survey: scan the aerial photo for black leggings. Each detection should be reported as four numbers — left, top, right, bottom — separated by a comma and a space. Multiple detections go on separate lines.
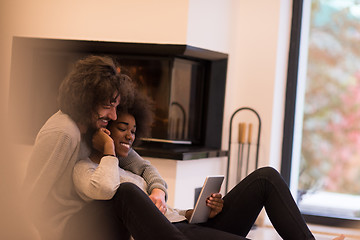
64, 182, 186, 240
64, 167, 315, 240
198, 167, 315, 239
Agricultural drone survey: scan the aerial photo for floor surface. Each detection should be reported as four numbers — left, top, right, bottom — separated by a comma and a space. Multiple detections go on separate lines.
247, 224, 360, 240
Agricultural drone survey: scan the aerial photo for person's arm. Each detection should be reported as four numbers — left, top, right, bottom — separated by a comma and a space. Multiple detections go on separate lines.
183, 193, 224, 221
73, 128, 120, 200
92, 128, 168, 212
149, 188, 167, 214
91, 128, 115, 157
73, 156, 120, 200
74, 129, 149, 201
207, 193, 224, 218
23, 128, 79, 211
120, 149, 168, 196
184, 209, 194, 221
120, 149, 168, 213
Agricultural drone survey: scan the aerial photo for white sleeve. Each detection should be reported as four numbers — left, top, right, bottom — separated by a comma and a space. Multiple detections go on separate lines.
23, 129, 79, 208
73, 156, 120, 200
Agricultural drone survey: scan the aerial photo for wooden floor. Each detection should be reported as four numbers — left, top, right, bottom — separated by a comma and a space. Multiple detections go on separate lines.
248, 224, 360, 240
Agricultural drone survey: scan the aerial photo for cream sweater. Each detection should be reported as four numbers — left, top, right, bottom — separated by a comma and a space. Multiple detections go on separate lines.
22, 111, 169, 240
73, 156, 187, 223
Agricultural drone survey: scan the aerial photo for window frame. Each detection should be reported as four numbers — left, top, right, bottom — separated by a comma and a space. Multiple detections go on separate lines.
281, 0, 360, 227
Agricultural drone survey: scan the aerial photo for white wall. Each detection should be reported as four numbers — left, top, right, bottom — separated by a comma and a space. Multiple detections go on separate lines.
147, 156, 227, 209
0, 0, 189, 116
186, 0, 292, 190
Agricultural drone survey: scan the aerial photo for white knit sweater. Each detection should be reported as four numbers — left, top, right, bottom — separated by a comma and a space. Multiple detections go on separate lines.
22, 111, 170, 240
73, 156, 187, 223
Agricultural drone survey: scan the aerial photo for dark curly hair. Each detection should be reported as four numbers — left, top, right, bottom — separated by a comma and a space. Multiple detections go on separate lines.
113, 89, 154, 145
58, 55, 134, 126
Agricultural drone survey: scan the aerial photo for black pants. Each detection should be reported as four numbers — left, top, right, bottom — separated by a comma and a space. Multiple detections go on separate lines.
64, 167, 315, 240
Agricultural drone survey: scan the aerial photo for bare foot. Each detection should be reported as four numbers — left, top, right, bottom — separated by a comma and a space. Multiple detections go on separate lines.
333, 234, 345, 240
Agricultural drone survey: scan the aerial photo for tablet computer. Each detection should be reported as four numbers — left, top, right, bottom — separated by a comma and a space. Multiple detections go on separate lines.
189, 175, 224, 224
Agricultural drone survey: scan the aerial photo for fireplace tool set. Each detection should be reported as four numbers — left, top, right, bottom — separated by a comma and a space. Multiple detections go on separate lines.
225, 107, 261, 193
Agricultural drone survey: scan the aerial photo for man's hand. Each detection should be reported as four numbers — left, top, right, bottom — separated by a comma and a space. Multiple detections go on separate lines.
207, 193, 223, 218
149, 188, 167, 214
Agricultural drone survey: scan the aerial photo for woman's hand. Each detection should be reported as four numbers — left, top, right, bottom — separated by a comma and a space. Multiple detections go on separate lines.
92, 128, 115, 156
149, 188, 167, 215
207, 193, 223, 218
185, 209, 194, 221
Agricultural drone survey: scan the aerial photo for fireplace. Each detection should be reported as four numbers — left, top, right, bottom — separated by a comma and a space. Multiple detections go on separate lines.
9, 37, 228, 160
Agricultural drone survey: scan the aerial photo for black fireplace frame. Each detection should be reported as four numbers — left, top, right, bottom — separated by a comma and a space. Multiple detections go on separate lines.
9, 36, 228, 160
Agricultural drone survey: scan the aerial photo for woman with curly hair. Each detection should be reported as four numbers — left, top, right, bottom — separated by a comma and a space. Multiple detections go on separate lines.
72, 88, 217, 240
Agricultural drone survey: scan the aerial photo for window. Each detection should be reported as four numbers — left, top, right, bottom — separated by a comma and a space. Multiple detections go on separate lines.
283, 0, 360, 225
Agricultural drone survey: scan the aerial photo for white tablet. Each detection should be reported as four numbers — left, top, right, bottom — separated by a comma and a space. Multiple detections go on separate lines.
189, 175, 224, 224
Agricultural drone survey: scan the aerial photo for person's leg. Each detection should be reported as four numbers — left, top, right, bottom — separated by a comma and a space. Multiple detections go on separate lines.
63, 199, 130, 240
64, 183, 188, 240
204, 167, 315, 240
173, 222, 249, 240
112, 182, 189, 240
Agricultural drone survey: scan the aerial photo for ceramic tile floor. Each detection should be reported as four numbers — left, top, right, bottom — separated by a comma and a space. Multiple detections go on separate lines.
247, 224, 360, 240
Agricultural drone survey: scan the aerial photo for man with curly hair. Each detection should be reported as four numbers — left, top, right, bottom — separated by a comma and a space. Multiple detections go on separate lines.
22, 56, 168, 240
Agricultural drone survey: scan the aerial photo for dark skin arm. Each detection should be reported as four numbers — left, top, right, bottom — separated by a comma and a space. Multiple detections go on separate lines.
91, 128, 167, 214
91, 128, 115, 157
185, 193, 224, 220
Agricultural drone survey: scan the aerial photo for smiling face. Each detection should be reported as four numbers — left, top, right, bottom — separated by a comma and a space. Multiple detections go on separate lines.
107, 113, 136, 158
91, 94, 121, 130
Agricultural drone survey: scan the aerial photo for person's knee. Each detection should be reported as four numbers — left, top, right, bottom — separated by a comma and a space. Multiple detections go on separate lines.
118, 182, 139, 190
257, 166, 281, 179
117, 182, 140, 193
114, 182, 142, 199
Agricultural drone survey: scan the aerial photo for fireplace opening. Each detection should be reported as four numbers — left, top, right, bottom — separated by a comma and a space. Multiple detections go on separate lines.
116, 56, 205, 145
